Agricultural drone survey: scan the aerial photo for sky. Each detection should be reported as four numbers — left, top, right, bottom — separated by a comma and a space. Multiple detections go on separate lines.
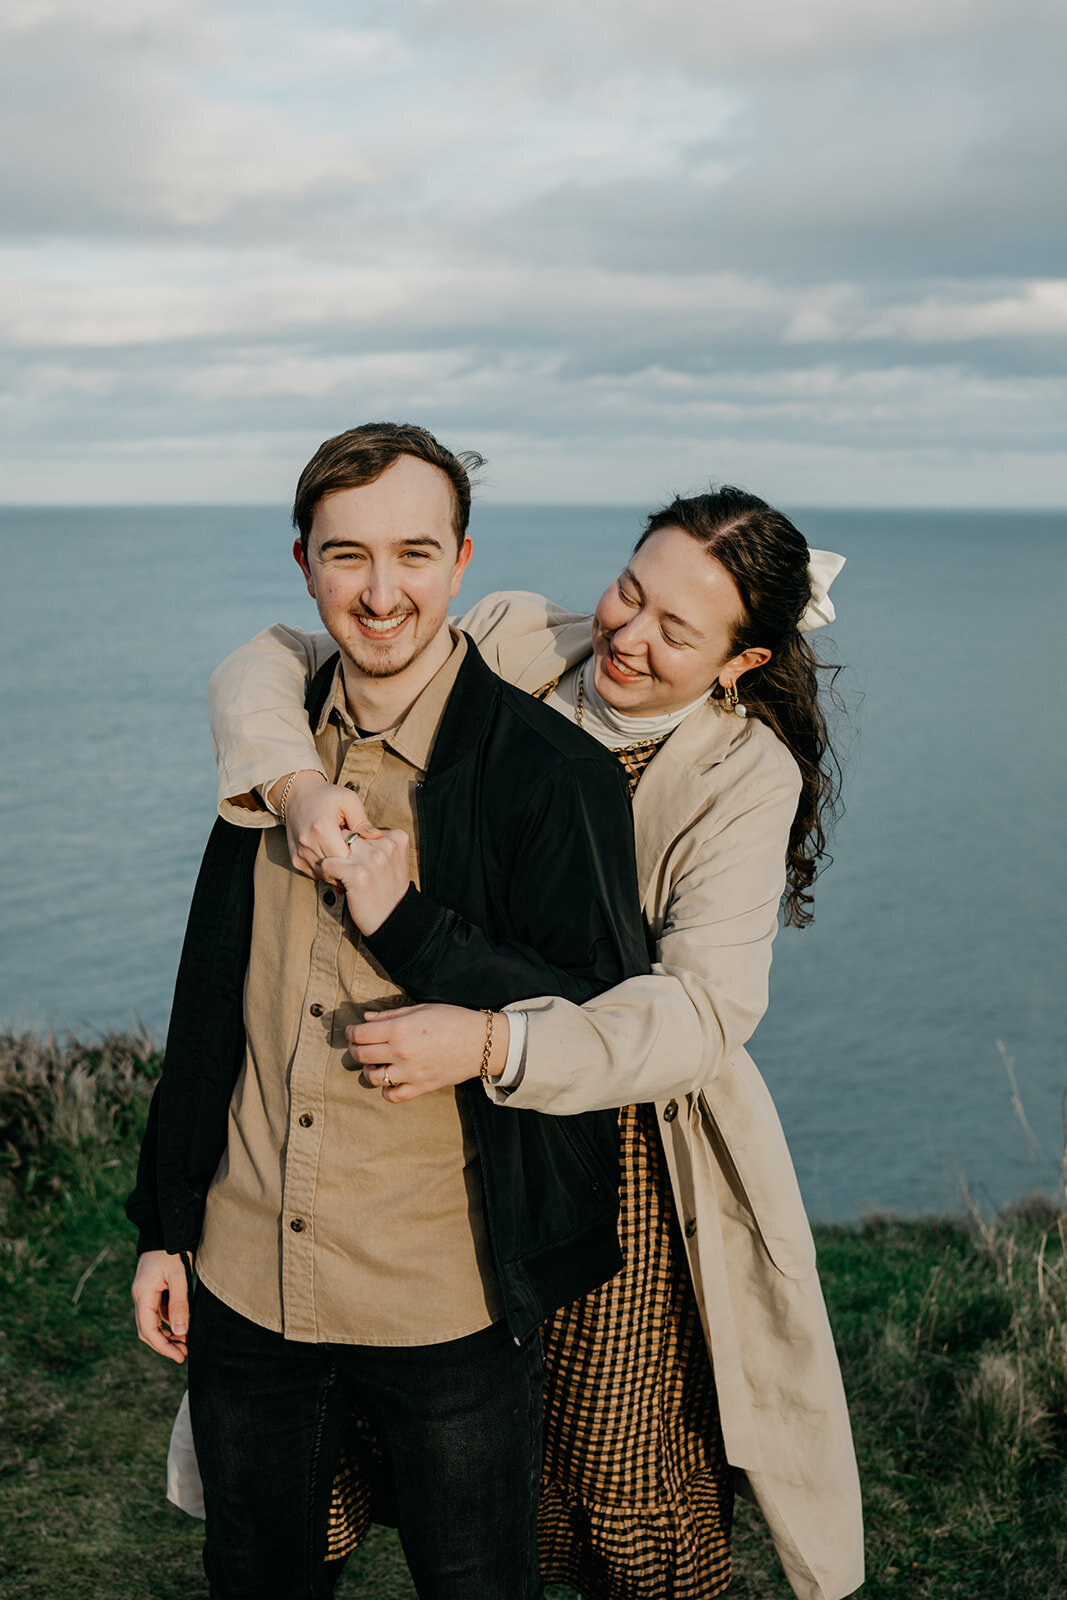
1, 0, 1065, 506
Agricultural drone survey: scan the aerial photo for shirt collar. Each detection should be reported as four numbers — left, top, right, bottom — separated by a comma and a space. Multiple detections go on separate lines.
316, 631, 469, 773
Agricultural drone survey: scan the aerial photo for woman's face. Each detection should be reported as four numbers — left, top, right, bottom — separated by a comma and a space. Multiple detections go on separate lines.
591, 525, 767, 717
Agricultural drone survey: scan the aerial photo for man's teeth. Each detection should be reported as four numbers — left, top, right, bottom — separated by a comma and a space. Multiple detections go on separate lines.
360, 615, 409, 632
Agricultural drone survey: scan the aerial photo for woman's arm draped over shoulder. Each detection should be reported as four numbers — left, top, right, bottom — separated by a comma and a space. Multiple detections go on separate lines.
489, 743, 802, 1113
206, 594, 578, 823
208, 624, 333, 822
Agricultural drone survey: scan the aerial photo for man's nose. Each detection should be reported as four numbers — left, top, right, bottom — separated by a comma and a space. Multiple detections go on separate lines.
361, 564, 403, 616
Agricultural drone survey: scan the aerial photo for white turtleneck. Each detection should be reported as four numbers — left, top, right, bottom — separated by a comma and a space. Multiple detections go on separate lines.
544, 657, 709, 750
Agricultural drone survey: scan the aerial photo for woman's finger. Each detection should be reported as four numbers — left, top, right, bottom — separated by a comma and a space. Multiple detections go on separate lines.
349, 1041, 395, 1065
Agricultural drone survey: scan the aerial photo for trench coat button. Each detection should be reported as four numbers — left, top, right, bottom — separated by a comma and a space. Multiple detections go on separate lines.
289, 1218, 305, 1233
684, 1218, 697, 1239
309, 1003, 324, 1017
663, 1099, 679, 1123
345, 781, 359, 792
298, 1113, 313, 1128
322, 890, 336, 907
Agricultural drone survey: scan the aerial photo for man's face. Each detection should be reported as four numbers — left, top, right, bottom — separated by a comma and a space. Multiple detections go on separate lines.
294, 455, 473, 682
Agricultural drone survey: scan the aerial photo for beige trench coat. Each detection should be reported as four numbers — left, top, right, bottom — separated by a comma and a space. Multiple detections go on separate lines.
197, 592, 865, 1600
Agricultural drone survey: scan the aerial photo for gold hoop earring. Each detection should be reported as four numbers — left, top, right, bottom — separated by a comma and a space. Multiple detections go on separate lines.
721, 680, 747, 718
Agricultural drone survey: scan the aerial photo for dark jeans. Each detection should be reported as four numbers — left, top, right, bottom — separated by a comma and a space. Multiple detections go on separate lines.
188, 1285, 545, 1600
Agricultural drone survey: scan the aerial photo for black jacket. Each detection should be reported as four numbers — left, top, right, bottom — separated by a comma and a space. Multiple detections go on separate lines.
127, 638, 650, 1341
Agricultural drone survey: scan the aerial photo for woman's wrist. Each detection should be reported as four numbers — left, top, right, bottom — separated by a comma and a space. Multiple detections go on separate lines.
265, 768, 327, 817
484, 1011, 510, 1079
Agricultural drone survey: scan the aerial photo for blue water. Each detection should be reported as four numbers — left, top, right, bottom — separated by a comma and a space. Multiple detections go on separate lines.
1, 505, 1065, 1221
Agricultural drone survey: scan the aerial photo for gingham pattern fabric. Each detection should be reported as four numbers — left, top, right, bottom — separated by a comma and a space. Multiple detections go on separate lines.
537, 1099, 733, 1599
324, 709, 734, 1595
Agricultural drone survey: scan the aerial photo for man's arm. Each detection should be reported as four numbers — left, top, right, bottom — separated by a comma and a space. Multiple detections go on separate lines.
364, 756, 649, 1010
323, 754, 648, 1011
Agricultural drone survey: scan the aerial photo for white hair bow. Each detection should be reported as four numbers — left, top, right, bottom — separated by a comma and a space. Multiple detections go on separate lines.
798, 549, 846, 633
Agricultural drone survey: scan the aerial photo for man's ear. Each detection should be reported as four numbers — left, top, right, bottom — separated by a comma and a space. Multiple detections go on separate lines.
293, 537, 315, 598
449, 536, 474, 599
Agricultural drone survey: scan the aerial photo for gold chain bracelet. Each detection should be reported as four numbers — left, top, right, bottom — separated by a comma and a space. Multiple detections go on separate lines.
479, 1009, 494, 1081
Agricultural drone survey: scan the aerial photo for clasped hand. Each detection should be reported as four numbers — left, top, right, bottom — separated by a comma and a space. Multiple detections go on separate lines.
279, 776, 410, 934
347, 1004, 507, 1102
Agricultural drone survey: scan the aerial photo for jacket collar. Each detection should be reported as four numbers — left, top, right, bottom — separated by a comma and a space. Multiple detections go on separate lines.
424, 634, 502, 777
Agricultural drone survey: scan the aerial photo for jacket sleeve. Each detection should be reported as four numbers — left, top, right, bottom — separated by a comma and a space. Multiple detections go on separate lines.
124, 1079, 166, 1254
364, 755, 650, 1008
486, 747, 802, 1112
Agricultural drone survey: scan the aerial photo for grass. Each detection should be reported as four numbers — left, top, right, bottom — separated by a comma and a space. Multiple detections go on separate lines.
2, 1032, 1066, 1599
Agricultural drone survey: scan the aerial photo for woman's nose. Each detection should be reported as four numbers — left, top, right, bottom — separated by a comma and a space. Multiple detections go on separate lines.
611, 612, 650, 655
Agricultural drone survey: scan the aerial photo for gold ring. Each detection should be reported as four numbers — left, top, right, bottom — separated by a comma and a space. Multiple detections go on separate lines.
382, 1068, 393, 1088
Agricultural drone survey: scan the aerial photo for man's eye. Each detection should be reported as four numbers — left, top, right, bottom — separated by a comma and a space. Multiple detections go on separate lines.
662, 632, 686, 649
618, 585, 638, 606
402, 551, 430, 561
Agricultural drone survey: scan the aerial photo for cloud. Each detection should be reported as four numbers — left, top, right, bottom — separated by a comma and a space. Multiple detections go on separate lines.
0, 0, 1063, 504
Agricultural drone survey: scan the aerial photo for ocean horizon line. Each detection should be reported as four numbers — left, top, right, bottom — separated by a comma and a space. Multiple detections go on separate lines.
2, 500, 1067, 516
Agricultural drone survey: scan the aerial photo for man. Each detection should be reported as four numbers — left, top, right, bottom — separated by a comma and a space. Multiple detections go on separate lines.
126, 423, 649, 1600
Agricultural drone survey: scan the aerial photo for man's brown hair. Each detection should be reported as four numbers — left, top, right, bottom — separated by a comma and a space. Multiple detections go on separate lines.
292, 422, 485, 553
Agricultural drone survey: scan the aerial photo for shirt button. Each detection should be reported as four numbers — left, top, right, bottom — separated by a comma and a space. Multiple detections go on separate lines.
322, 890, 336, 907
684, 1218, 697, 1239
298, 1113, 314, 1128
663, 1099, 679, 1123
309, 1003, 324, 1017
289, 1218, 305, 1233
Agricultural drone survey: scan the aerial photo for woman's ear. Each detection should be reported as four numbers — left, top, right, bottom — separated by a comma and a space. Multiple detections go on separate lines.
721, 645, 772, 687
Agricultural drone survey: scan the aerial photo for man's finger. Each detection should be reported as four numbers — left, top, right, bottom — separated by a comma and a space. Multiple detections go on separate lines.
168, 1278, 190, 1339
134, 1300, 187, 1364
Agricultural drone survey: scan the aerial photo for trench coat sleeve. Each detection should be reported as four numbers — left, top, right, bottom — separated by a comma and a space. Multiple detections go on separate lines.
364, 756, 649, 1009
205, 595, 575, 825
207, 624, 335, 822
489, 742, 802, 1114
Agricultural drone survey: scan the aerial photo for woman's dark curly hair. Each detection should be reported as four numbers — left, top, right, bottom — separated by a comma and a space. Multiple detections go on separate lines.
637, 486, 843, 928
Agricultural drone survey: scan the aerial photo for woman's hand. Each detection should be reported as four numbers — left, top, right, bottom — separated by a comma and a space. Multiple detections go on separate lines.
347, 1004, 510, 1102
272, 773, 377, 880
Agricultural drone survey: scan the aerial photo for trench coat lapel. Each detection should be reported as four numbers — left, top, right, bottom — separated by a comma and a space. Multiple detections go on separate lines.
631, 702, 748, 895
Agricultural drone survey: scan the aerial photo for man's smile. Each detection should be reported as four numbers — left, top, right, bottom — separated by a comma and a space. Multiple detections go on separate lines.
352, 612, 414, 638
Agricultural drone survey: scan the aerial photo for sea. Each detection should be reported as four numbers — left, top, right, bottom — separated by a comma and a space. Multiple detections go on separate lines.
1, 504, 1065, 1222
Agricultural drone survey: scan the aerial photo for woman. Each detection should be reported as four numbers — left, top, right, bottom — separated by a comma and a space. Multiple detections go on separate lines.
198, 487, 862, 1600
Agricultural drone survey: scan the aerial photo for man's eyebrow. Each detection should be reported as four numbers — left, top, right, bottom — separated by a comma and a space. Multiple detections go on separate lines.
621, 566, 703, 637
317, 535, 448, 554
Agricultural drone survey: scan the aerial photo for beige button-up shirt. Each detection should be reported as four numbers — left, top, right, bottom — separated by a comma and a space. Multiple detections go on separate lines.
196, 633, 502, 1345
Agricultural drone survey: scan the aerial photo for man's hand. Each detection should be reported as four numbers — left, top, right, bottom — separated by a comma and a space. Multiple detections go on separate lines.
347, 1004, 509, 1101
321, 830, 412, 935
132, 1249, 191, 1364
268, 774, 377, 881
